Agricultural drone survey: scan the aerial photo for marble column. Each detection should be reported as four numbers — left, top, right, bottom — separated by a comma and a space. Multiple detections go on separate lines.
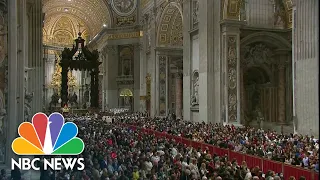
293, 0, 319, 137
6, 0, 18, 165
278, 64, 286, 124
44, 50, 56, 106
139, 20, 147, 112
175, 72, 183, 119
198, 0, 217, 123
105, 45, 118, 108
17, 0, 28, 124
149, 13, 157, 117
100, 53, 106, 111
133, 44, 140, 111
221, 20, 242, 125
27, 0, 43, 115
182, 0, 191, 121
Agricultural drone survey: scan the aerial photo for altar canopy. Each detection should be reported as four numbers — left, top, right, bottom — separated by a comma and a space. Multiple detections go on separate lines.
60, 32, 101, 108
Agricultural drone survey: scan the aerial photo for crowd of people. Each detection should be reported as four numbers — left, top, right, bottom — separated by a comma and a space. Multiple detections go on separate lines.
120, 116, 319, 172
0, 112, 318, 180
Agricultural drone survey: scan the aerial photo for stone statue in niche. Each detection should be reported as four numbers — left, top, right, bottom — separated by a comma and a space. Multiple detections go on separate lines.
273, 0, 286, 28
191, 71, 199, 106
24, 67, 34, 122
123, 59, 131, 75
255, 106, 264, 128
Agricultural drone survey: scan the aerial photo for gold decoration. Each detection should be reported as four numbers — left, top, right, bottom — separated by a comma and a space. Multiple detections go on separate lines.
158, 5, 183, 46
43, 15, 88, 47
116, 16, 135, 26
141, 0, 150, 9
106, 32, 141, 40
120, 89, 133, 97
49, 54, 78, 94
43, 0, 110, 37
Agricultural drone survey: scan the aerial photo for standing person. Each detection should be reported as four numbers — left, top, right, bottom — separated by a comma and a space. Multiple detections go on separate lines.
10, 167, 21, 180
0, 169, 6, 180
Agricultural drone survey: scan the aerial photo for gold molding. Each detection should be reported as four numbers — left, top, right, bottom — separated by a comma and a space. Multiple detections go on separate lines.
105, 31, 141, 40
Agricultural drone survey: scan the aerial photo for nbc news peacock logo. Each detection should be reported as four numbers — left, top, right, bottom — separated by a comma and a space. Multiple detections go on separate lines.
11, 112, 85, 171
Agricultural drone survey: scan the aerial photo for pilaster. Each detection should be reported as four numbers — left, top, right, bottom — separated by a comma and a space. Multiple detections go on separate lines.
133, 44, 140, 111
156, 53, 169, 116
105, 45, 118, 109
17, 0, 28, 124
139, 25, 147, 112
27, 0, 43, 115
149, 10, 157, 117
6, 0, 18, 165
221, 20, 242, 125
198, 0, 216, 123
182, 0, 191, 121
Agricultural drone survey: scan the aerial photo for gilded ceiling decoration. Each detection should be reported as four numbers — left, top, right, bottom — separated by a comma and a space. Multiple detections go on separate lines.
158, 4, 183, 47
43, 0, 110, 38
43, 15, 88, 47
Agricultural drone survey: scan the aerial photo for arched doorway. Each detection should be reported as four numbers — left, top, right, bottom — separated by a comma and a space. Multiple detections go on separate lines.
240, 37, 292, 130
119, 88, 133, 110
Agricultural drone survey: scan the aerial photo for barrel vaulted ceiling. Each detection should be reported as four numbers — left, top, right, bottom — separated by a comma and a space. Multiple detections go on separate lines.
43, 0, 111, 46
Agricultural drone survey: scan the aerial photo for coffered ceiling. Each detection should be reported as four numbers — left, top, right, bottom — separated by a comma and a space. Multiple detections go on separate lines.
43, 0, 111, 45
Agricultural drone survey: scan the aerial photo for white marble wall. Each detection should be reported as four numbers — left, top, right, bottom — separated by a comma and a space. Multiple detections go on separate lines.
293, 0, 319, 137
191, 35, 199, 71
105, 46, 119, 108
246, 0, 275, 28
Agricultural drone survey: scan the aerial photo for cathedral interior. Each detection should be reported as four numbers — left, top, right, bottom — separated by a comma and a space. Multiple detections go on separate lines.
0, 0, 319, 165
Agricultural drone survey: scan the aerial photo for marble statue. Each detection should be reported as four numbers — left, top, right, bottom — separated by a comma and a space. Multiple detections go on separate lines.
191, 76, 199, 106
255, 106, 264, 128
273, 0, 285, 28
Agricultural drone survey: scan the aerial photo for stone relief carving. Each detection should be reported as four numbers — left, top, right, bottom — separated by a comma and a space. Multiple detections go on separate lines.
0, 11, 6, 66
227, 36, 237, 122
242, 44, 273, 66
159, 56, 167, 115
191, 71, 199, 106
192, 0, 199, 25
111, 0, 137, 16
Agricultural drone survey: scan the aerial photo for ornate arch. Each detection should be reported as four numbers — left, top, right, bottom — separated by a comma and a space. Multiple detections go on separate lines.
119, 89, 133, 97
240, 31, 291, 49
43, 0, 111, 37
157, 3, 183, 47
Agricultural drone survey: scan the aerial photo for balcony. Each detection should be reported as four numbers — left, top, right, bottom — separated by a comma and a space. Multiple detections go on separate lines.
116, 75, 134, 85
